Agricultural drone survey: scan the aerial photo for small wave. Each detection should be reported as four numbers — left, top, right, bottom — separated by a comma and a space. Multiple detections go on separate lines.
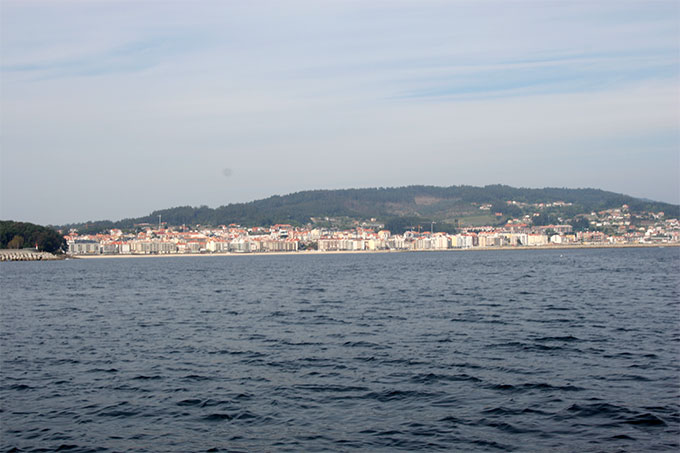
52, 358, 81, 365
295, 384, 369, 393
527, 343, 570, 351
611, 434, 636, 440
556, 403, 668, 428
608, 374, 652, 382
380, 358, 427, 366
279, 340, 322, 346
481, 406, 552, 417
623, 413, 667, 426
97, 409, 139, 418
268, 310, 289, 318
489, 382, 583, 392
299, 286, 326, 293
467, 438, 512, 451
367, 433, 449, 451
489, 341, 572, 352
200, 399, 233, 408
363, 389, 437, 403
564, 402, 631, 418
110, 385, 151, 393
216, 350, 265, 358
131, 375, 162, 380
532, 335, 580, 342
354, 356, 377, 362
410, 372, 481, 384
477, 419, 539, 434
439, 415, 467, 424
182, 374, 212, 381
448, 362, 484, 370
603, 351, 636, 358
311, 315, 349, 324
203, 412, 232, 421
202, 411, 263, 423
55, 445, 91, 452
6, 383, 33, 391
342, 341, 385, 349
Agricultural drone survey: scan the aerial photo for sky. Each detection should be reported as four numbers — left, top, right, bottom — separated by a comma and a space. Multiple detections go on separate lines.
1, 0, 679, 225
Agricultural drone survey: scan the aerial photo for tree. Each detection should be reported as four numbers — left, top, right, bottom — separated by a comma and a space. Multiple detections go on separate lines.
385, 216, 428, 235
570, 217, 591, 232
532, 213, 556, 226
491, 202, 523, 218
7, 235, 24, 249
0, 221, 67, 253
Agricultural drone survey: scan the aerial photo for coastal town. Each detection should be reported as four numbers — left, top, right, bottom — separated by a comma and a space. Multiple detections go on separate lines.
66, 204, 680, 256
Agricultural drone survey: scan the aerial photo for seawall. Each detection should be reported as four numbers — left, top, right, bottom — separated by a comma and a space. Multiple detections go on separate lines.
0, 250, 63, 262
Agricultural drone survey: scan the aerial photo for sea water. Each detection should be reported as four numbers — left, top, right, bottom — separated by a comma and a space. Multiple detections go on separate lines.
1, 247, 678, 452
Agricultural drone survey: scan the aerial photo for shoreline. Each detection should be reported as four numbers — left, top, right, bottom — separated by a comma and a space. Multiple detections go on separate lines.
70, 242, 679, 259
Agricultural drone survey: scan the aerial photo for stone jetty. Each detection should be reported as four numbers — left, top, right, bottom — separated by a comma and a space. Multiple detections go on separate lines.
0, 250, 63, 262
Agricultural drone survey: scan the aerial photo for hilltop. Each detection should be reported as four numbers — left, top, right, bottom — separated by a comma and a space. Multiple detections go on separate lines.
62, 185, 679, 234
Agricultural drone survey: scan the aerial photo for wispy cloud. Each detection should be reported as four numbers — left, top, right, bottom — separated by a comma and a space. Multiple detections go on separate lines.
2, 33, 206, 79
394, 51, 678, 101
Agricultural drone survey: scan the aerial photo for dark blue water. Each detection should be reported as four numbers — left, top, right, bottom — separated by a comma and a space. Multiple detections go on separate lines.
1, 248, 679, 452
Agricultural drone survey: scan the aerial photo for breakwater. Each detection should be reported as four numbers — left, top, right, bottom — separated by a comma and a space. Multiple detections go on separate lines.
0, 250, 62, 261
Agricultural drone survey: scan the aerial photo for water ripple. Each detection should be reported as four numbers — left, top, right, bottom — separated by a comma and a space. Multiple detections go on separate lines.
1, 248, 678, 452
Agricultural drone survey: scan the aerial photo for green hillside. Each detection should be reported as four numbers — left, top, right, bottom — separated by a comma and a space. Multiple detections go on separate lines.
0, 221, 67, 253
62, 185, 679, 234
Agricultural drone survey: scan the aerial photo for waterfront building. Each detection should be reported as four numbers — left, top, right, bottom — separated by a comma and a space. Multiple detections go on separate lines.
68, 239, 99, 255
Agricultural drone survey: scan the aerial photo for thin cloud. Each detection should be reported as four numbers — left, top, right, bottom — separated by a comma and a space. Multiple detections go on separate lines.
2, 34, 206, 80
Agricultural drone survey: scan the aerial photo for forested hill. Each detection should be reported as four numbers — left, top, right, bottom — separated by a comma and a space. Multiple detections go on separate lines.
0, 221, 67, 253
63, 185, 679, 234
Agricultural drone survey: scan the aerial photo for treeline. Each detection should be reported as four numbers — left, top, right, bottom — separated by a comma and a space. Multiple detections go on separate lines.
61, 185, 679, 233
0, 221, 67, 254
383, 216, 459, 235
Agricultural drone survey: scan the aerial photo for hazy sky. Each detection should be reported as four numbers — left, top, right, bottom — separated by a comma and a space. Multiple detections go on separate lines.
1, 0, 679, 225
